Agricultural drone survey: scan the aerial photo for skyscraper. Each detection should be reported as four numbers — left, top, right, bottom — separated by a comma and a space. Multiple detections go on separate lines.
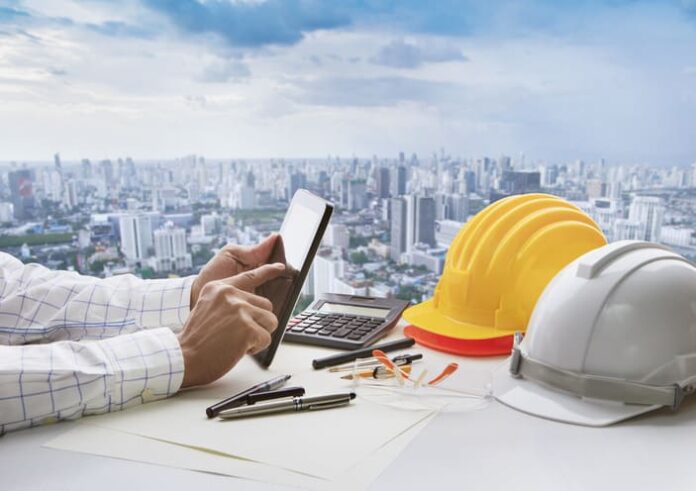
376, 167, 391, 199
119, 213, 153, 263
390, 166, 407, 196
8, 169, 36, 220
414, 196, 436, 247
404, 194, 436, 252
151, 221, 192, 272
287, 171, 307, 201
81, 159, 92, 180
628, 196, 664, 242
390, 197, 408, 262
347, 179, 367, 211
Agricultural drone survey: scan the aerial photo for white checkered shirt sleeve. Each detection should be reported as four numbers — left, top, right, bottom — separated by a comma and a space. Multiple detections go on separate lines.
0, 253, 193, 434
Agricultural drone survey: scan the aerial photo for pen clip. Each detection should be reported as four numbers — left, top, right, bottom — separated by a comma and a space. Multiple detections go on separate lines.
307, 399, 351, 410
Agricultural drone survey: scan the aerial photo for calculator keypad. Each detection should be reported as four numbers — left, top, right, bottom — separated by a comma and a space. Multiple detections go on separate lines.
286, 311, 383, 342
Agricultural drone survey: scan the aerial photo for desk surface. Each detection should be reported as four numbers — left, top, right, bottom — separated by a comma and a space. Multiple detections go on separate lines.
3, 338, 696, 490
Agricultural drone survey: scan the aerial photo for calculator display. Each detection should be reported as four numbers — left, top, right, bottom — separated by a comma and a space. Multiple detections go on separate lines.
318, 303, 390, 319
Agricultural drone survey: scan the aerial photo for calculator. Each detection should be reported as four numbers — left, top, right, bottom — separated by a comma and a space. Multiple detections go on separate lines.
283, 293, 411, 350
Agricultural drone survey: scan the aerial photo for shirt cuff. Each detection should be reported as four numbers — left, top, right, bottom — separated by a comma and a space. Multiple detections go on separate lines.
136, 275, 195, 331
99, 328, 185, 410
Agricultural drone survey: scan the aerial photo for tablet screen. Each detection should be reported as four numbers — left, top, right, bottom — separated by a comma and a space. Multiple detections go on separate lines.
253, 190, 333, 367
280, 201, 321, 271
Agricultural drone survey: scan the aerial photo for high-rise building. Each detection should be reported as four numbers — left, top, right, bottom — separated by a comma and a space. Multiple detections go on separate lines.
660, 226, 693, 247
376, 167, 391, 199
414, 195, 436, 247
347, 179, 367, 211
324, 224, 350, 250
613, 218, 643, 241
500, 170, 541, 194
405, 194, 436, 250
100, 160, 114, 188
435, 193, 469, 222
201, 213, 219, 236
62, 180, 78, 210
628, 196, 664, 242
287, 172, 307, 201
435, 220, 464, 248
151, 222, 192, 272
390, 166, 407, 196
312, 248, 345, 298
586, 179, 606, 200
390, 197, 408, 262
81, 159, 93, 180
0, 202, 14, 223
8, 169, 36, 220
53, 153, 64, 199
119, 213, 153, 263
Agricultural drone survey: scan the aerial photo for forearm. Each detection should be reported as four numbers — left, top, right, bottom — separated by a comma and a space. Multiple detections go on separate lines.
0, 329, 184, 435
0, 252, 194, 344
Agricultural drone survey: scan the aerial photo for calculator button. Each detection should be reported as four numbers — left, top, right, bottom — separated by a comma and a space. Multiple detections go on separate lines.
290, 326, 306, 333
304, 328, 319, 334
332, 328, 352, 338
317, 330, 333, 336
347, 333, 364, 340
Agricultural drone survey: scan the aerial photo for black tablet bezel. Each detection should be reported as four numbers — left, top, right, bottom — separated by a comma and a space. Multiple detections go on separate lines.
252, 189, 334, 368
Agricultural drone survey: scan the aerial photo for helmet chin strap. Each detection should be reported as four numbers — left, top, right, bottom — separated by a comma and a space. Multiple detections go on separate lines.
509, 333, 694, 410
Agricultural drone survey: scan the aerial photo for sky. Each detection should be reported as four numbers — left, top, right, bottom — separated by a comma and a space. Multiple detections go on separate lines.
0, 0, 695, 164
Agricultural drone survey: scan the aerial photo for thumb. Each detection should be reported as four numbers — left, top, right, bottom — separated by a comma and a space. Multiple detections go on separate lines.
224, 262, 285, 291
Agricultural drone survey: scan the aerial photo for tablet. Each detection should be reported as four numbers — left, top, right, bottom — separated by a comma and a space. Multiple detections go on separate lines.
253, 189, 334, 367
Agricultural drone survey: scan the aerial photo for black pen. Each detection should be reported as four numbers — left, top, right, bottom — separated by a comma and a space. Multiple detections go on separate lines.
218, 392, 356, 419
246, 386, 305, 405
312, 337, 416, 370
206, 374, 291, 418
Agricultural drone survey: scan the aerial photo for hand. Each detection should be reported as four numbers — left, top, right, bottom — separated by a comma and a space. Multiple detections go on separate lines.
178, 262, 285, 388
190, 234, 280, 309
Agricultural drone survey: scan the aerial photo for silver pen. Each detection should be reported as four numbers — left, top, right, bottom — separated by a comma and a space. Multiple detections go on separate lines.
218, 392, 356, 419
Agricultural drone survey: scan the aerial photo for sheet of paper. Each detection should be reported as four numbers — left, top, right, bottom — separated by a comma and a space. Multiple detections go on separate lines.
77, 346, 434, 480
45, 414, 437, 491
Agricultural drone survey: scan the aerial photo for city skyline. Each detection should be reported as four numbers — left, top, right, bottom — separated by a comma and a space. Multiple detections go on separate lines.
1, 1, 696, 163
0, 149, 694, 305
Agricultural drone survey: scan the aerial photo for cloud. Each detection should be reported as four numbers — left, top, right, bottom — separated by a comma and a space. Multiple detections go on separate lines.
293, 76, 462, 107
86, 20, 154, 39
47, 67, 68, 76
0, 6, 30, 22
141, 0, 351, 48
371, 39, 467, 69
198, 59, 251, 83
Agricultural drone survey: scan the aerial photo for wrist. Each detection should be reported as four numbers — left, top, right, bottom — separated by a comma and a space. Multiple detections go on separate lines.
178, 332, 195, 388
190, 276, 200, 310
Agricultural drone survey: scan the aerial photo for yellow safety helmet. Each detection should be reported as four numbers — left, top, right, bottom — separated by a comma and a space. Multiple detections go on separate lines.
403, 193, 607, 356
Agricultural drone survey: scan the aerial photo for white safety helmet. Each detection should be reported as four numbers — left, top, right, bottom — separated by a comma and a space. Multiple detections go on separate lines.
493, 240, 696, 426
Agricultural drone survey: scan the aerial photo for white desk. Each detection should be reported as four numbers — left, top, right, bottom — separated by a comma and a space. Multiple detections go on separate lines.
3, 345, 696, 490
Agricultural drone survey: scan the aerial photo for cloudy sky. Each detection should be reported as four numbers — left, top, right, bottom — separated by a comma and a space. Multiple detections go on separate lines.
1, 0, 695, 164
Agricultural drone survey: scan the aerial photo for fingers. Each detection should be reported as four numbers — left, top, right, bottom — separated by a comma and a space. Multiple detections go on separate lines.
235, 289, 273, 312
246, 322, 273, 355
224, 263, 286, 291
223, 234, 279, 267
250, 234, 280, 264
250, 306, 278, 332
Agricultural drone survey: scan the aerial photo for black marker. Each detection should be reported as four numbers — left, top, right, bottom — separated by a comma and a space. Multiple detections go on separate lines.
312, 337, 416, 370
206, 374, 291, 418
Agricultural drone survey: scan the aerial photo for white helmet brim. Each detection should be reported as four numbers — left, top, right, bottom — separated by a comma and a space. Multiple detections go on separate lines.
492, 361, 661, 427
